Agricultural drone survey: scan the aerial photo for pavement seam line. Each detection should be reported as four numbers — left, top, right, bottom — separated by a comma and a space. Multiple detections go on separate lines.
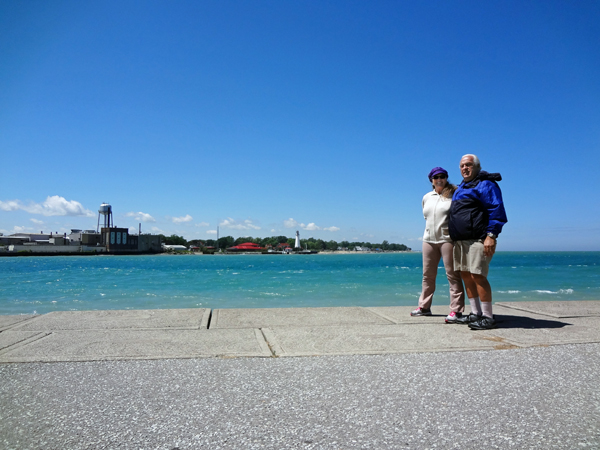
0, 315, 44, 332
494, 303, 561, 318
204, 309, 213, 329
259, 328, 281, 357
362, 307, 398, 324
495, 301, 600, 319
0, 331, 52, 355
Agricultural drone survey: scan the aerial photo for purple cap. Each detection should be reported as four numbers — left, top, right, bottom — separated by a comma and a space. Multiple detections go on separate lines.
428, 167, 448, 181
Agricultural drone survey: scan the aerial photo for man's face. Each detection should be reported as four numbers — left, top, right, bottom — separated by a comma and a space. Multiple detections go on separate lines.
460, 156, 477, 181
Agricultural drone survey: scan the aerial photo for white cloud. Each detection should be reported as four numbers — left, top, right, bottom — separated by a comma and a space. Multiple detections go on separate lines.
150, 226, 164, 234
303, 222, 320, 231
126, 211, 156, 223
219, 218, 261, 231
30, 218, 44, 225
0, 200, 20, 212
195, 222, 209, 227
284, 218, 338, 232
206, 230, 217, 235
244, 219, 260, 230
0, 196, 94, 217
283, 218, 298, 228
172, 214, 193, 224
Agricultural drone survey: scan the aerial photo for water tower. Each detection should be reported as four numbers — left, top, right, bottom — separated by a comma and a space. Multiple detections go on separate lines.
97, 202, 114, 232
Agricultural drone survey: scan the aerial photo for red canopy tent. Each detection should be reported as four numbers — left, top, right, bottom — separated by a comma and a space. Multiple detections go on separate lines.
226, 242, 264, 252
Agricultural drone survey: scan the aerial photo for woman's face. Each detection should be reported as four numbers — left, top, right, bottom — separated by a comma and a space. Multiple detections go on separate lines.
431, 174, 448, 192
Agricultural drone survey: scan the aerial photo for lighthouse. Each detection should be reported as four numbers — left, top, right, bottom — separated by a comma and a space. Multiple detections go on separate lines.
294, 230, 301, 249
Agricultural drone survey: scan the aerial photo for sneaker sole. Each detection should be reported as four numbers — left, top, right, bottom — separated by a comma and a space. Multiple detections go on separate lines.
445, 318, 461, 324
468, 323, 497, 330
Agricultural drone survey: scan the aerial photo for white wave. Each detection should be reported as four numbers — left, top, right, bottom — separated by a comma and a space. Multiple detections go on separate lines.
534, 289, 574, 295
498, 290, 521, 294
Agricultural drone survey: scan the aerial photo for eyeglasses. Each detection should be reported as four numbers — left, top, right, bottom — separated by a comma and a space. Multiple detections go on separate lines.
432, 175, 447, 180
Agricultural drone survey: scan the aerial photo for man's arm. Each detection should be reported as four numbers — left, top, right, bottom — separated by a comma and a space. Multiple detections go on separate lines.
479, 181, 507, 256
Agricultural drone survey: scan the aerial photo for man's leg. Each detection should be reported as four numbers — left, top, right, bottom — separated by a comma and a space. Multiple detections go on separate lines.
471, 273, 492, 304
467, 273, 496, 329
460, 271, 477, 299
459, 271, 482, 316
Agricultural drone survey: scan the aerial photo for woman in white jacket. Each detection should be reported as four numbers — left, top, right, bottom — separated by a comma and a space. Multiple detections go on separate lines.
411, 167, 465, 323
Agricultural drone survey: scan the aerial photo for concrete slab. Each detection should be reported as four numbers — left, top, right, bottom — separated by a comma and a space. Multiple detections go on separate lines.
0, 301, 598, 362
492, 304, 571, 322
0, 328, 271, 362
262, 323, 506, 357
486, 316, 600, 347
0, 331, 49, 352
0, 314, 38, 332
496, 301, 600, 318
365, 305, 463, 324
9, 308, 210, 331
210, 306, 393, 329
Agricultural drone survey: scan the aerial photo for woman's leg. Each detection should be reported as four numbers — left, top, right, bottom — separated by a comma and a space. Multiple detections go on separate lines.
441, 242, 465, 313
418, 242, 442, 309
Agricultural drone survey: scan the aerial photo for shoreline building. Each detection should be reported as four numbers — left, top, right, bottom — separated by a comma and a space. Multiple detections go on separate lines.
0, 203, 161, 256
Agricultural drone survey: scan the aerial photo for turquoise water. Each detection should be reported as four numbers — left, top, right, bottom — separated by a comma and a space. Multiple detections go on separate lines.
1, 252, 599, 315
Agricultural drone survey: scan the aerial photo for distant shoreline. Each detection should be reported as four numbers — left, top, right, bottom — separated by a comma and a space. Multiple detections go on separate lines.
0, 250, 416, 258
150, 250, 417, 256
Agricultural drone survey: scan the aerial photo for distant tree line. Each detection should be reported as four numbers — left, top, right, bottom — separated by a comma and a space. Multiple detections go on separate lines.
159, 234, 410, 251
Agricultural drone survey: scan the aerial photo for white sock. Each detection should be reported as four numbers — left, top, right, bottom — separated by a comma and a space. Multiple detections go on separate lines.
481, 301, 493, 318
469, 297, 482, 315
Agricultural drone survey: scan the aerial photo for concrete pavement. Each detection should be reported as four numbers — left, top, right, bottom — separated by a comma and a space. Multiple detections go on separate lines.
1, 301, 599, 449
1, 301, 599, 362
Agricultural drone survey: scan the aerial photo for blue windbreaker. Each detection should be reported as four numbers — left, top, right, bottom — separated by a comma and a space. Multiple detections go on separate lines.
448, 171, 507, 241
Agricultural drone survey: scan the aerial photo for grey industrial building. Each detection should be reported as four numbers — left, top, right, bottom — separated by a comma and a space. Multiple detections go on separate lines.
0, 203, 161, 256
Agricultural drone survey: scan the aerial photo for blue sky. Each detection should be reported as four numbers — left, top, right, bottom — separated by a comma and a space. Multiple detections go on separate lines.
1, 0, 599, 250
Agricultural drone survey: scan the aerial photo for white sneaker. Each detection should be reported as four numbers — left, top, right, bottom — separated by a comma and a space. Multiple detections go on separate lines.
444, 311, 463, 323
410, 307, 432, 317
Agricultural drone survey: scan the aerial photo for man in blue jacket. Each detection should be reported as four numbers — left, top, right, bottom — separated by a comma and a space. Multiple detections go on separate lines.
448, 154, 507, 330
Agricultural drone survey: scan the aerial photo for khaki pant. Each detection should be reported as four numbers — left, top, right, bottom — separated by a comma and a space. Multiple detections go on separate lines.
418, 241, 465, 313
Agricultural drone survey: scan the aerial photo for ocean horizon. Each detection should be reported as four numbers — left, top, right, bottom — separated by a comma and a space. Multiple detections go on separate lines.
1, 252, 598, 315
